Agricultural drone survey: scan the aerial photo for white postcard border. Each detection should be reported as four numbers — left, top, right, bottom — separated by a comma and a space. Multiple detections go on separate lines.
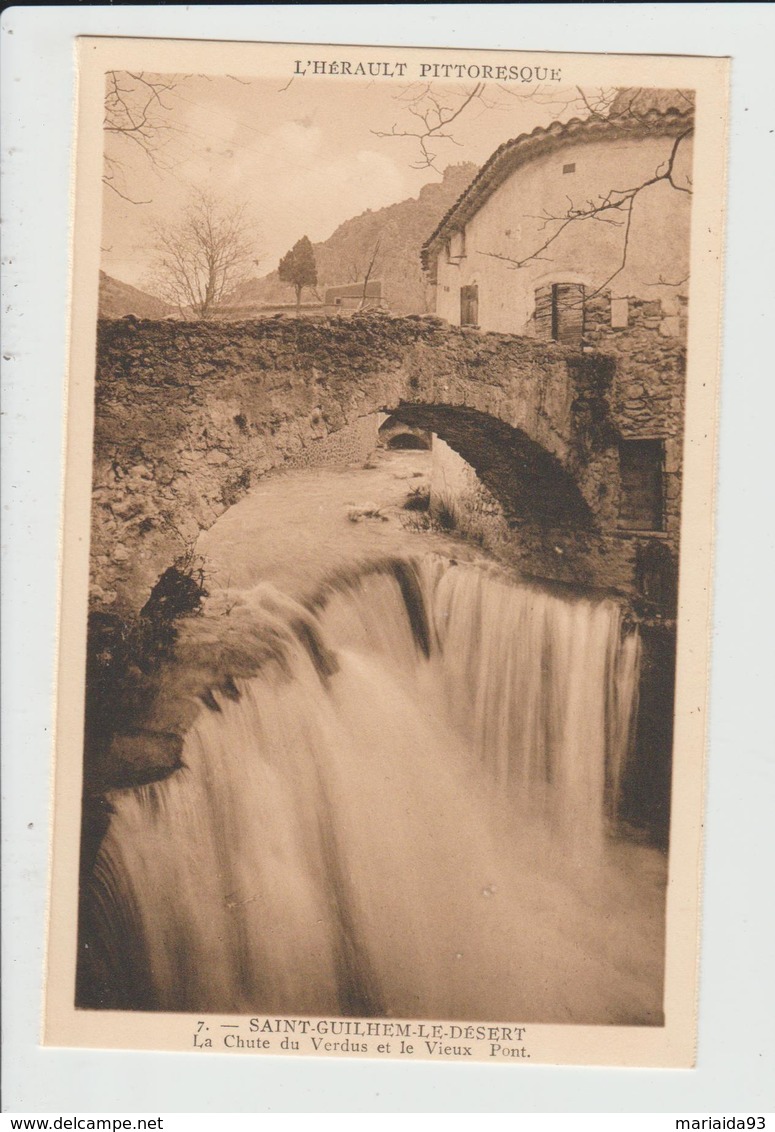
2, 2, 773, 1114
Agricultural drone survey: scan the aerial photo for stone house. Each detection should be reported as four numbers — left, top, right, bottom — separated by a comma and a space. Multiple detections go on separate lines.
420, 95, 694, 609
323, 280, 385, 313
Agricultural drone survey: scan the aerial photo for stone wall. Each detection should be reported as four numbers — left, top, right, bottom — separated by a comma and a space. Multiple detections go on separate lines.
429, 294, 686, 612
90, 319, 398, 613
90, 307, 684, 615
584, 292, 687, 546
285, 413, 378, 470
89, 314, 609, 614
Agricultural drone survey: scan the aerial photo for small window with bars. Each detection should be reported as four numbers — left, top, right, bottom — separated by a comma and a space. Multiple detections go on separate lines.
618, 439, 665, 532
534, 283, 585, 344
460, 284, 479, 327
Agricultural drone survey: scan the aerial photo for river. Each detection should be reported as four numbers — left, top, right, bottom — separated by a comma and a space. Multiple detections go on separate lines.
83, 447, 667, 1025
196, 447, 480, 596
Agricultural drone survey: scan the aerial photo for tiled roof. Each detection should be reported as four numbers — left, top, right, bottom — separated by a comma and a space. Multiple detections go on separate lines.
420, 107, 694, 273
324, 280, 383, 300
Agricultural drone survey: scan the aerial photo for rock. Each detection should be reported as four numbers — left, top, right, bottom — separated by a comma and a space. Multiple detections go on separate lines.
129, 463, 153, 479
111, 497, 145, 521
205, 449, 229, 465
106, 730, 184, 787
347, 502, 385, 522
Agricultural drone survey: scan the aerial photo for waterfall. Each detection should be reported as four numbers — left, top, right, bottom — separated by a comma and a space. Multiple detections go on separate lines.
83, 556, 665, 1026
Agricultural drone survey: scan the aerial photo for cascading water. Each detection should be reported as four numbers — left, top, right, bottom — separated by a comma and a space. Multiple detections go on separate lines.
83, 555, 665, 1025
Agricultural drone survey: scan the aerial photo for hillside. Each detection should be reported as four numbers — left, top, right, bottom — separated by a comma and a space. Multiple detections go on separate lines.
98, 271, 175, 319
230, 163, 479, 316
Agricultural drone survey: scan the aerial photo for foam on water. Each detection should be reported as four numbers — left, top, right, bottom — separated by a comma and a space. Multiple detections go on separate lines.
85, 557, 664, 1024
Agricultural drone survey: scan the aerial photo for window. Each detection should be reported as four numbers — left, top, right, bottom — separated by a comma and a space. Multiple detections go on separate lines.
618, 440, 665, 532
562, 162, 576, 174
534, 283, 585, 344
449, 229, 466, 260
460, 284, 479, 327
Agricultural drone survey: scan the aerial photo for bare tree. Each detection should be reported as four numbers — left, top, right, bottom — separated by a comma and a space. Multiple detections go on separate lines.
147, 190, 262, 318
357, 234, 384, 310
345, 257, 368, 284
103, 71, 183, 204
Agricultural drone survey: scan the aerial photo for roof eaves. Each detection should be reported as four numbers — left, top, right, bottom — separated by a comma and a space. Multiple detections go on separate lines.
420, 108, 694, 273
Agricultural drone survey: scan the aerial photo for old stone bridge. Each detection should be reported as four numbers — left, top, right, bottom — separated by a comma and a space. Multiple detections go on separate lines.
91, 314, 619, 613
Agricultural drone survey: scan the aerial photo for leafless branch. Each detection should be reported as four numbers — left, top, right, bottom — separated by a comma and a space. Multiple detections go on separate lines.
358, 234, 383, 310
644, 274, 690, 288
103, 70, 184, 203
583, 197, 635, 302
480, 131, 691, 274
371, 83, 486, 170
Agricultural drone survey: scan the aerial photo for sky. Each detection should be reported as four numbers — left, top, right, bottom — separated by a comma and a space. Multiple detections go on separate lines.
101, 73, 586, 291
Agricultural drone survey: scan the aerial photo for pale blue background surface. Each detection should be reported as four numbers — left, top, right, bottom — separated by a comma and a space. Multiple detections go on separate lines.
2, 3, 773, 1113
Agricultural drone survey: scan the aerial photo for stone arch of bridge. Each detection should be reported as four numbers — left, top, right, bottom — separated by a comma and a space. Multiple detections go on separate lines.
91, 316, 611, 612
377, 413, 432, 451
371, 401, 593, 528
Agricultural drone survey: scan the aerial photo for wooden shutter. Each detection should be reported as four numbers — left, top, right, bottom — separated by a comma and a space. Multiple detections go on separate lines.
553, 283, 585, 344
534, 285, 554, 340
533, 283, 585, 343
460, 284, 478, 327
618, 440, 665, 531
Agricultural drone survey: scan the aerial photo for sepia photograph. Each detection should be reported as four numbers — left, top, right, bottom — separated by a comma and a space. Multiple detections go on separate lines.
42, 37, 728, 1068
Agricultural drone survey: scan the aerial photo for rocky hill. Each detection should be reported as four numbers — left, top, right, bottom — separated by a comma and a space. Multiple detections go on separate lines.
230, 163, 478, 317
98, 271, 175, 320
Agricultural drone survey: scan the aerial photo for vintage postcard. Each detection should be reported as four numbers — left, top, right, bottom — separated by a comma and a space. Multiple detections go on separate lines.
45, 36, 728, 1068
